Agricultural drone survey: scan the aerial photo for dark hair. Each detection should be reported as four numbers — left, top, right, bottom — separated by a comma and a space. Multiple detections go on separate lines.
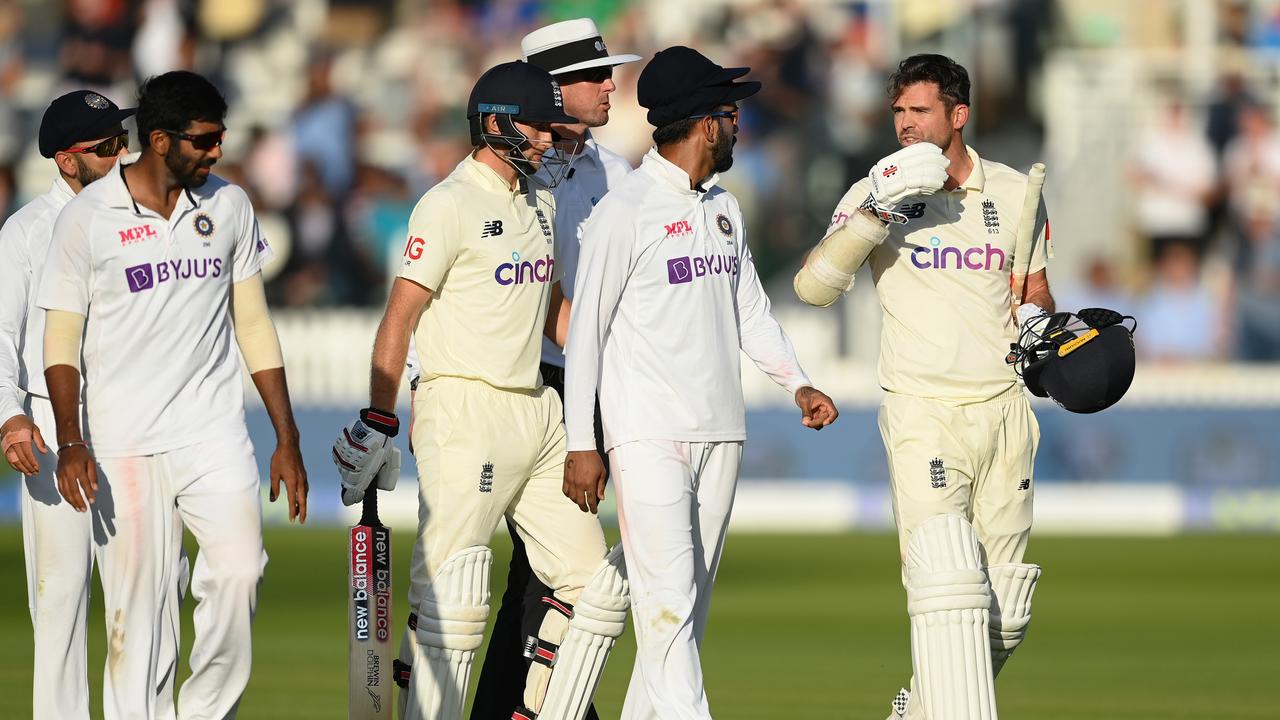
887, 54, 970, 110
136, 71, 228, 148
651, 118, 699, 147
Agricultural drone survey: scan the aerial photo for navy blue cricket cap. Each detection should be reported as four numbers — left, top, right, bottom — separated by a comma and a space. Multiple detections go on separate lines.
637, 46, 761, 128
467, 61, 578, 126
39, 90, 135, 158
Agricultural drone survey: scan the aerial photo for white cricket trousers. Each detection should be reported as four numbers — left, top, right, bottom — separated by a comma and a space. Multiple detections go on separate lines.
21, 395, 186, 719
94, 432, 266, 720
613, 439, 743, 720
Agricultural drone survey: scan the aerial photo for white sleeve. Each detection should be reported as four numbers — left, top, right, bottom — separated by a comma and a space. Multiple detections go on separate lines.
405, 334, 421, 389
563, 205, 634, 452
231, 190, 270, 282
735, 226, 811, 395
0, 217, 30, 422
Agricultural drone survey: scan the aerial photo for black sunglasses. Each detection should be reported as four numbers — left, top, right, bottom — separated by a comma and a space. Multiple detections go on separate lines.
63, 132, 129, 158
163, 128, 225, 151
689, 107, 740, 123
562, 65, 614, 84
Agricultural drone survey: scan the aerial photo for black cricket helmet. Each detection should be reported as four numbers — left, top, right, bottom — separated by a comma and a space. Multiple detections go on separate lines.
1006, 307, 1138, 414
466, 61, 580, 187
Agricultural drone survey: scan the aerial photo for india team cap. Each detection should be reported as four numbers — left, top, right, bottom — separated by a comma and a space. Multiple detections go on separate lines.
637, 46, 761, 128
521, 18, 642, 76
39, 90, 135, 158
467, 61, 579, 126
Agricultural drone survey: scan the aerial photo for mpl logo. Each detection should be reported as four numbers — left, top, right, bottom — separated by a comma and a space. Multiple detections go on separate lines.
666, 254, 740, 284
119, 224, 157, 246
664, 220, 693, 238
124, 258, 224, 293
494, 251, 554, 286
910, 236, 1006, 271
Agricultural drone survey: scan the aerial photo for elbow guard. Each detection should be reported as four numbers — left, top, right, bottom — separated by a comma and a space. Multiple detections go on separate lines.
44, 310, 86, 372
793, 211, 889, 308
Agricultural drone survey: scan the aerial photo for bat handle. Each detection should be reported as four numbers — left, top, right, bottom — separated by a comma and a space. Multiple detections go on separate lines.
360, 488, 380, 526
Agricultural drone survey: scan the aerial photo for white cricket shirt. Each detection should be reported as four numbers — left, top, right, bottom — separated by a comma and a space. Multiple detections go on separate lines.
534, 133, 633, 369
564, 148, 811, 452
37, 154, 271, 457
0, 177, 76, 423
829, 145, 1052, 403
398, 155, 561, 391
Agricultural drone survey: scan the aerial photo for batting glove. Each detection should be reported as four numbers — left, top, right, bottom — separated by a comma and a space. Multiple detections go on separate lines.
862, 142, 950, 223
333, 408, 401, 506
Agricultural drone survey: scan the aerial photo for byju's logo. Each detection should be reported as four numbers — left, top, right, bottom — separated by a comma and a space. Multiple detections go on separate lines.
124, 258, 223, 293
494, 251, 554, 286
666, 254, 740, 285
910, 236, 1006, 271
125, 264, 154, 293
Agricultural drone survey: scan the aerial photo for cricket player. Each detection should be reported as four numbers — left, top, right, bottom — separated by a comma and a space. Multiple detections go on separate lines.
562, 46, 838, 720
331, 61, 627, 720
793, 54, 1052, 719
0, 89, 187, 720
470, 18, 639, 720
38, 70, 309, 720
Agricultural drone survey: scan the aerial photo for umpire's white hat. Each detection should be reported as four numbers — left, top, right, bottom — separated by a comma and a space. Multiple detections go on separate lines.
521, 18, 642, 76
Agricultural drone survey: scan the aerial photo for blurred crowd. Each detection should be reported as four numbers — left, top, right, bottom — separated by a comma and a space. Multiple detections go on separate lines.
0, 0, 1278, 362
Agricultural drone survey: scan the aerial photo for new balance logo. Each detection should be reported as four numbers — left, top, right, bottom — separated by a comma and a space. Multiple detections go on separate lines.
929, 458, 947, 489
481, 220, 503, 238
1018, 478, 1031, 491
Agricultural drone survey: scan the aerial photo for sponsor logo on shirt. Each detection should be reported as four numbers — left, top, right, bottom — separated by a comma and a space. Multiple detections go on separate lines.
119, 223, 158, 246
481, 220, 503, 238
124, 258, 224, 293
494, 251, 554, 286
403, 236, 425, 261
664, 220, 693, 238
909, 236, 1006, 271
666, 254, 740, 285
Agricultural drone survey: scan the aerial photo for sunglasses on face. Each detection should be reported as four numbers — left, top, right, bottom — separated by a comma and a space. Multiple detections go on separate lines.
563, 66, 614, 84
163, 128, 225, 151
689, 107, 740, 123
63, 132, 129, 157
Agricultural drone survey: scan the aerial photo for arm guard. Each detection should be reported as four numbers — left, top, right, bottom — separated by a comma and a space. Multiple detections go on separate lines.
793, 210, 889, 308
232, 274, 284, 374
43, 310, 85, 372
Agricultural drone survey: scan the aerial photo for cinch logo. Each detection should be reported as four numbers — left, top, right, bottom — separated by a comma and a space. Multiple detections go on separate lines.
403, 236, 425, 260
495, 251, 554, 286
119, 224, 157, 246
664, 220, 693, 238
124, 258, 223, 293
666, 254, 740, 285
910, 236, 1006, 271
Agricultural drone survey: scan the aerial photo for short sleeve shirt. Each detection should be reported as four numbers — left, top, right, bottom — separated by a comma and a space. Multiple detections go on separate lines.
398, 156, 559, 391
37, 154, 270, 457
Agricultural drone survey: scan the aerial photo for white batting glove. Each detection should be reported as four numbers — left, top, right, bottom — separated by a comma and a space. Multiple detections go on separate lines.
1016, 302, 1048, 332
333, 408, 401, 506
861, 142, 950, 223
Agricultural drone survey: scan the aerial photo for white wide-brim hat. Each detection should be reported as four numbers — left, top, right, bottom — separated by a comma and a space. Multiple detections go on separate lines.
521, 18, 642, 76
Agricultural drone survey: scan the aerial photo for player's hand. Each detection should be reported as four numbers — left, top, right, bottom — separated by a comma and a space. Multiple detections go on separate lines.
270, 438, 309, 524
2, 414, 49, 475
564, 450, 607, 514
55, 443, 97, 512
795, 386, 838, 430
863, 142, 950, 223
332, 408, 399, 506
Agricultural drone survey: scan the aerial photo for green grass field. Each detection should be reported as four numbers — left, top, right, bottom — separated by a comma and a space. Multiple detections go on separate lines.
1, 527, 1277, 718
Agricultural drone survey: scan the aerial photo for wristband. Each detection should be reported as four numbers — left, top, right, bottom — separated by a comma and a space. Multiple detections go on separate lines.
360, 407, 400, 437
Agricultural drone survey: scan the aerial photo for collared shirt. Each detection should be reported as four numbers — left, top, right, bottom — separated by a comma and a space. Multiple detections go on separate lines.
399, 155, 561, 391
37, 154, 270, 457
828, 145, 1053, 403
564, 148, 811, 452
534, 132, 633, 368
0, 177, 76, 423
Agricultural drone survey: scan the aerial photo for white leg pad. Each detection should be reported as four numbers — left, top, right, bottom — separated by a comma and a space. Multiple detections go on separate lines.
403, 546, 492, 720
906, 515, 998, 720
987, 563, 1040, 678
535, 544, 630, 720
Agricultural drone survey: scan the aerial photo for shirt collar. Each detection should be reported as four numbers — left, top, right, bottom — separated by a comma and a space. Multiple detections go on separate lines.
51, 176, 75, 201
107, 152, 202, 214
642, 147, 720, 196
955, 145, 984, 193
460, 154, 519, 194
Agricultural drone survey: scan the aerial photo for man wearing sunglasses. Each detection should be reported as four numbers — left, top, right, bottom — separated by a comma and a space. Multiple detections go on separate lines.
38, 70, 308, 720
562, 47, 838, 719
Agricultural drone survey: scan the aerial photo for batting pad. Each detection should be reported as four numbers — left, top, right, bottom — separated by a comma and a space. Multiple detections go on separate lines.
906, 514, 998, 720
404, 546, 492, 720
537, 544, 630, 720
987, 563, 1041, 678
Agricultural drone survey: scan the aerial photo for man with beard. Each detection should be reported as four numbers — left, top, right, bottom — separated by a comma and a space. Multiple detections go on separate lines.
38, 71, 309, 720
794, 54, 1053, 719
562, 46, 838, 719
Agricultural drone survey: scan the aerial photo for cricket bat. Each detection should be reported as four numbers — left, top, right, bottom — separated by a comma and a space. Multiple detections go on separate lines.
349, 488, 393, 719
1011, 162, 1047, 315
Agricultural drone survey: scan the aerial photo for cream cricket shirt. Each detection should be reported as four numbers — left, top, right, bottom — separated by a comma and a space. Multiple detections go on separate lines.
38, 154, 270, 457
535, 134, 633, 369
564, 148, 811, 452
830, 145, 1051, 403
0, 177, 76, 423
399, 155, 561, 391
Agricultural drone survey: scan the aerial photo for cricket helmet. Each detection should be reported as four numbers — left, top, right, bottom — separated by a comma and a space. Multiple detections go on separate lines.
1006, 307, 1137, 414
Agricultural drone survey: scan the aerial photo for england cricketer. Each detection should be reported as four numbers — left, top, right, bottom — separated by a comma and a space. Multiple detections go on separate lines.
562, 46, 838, 720
332, 61, 627, 720
794, 54, 1052, 719
38, 71, 308, 720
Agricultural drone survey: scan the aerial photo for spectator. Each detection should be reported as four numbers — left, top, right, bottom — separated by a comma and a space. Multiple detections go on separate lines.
1129, 100, 1217, 260
1137, 242, 1225, 363
1223, 103, 1280, 359
291, 52, 358, 198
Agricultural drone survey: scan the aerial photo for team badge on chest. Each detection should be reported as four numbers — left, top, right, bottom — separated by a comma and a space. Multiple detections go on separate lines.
193, 212, 215, 237
534, 208, 553, 242
715, 213, 733, 238
981, 199, 1000, 235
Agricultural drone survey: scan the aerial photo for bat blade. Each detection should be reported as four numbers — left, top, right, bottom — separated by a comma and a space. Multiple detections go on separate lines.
349, 490, 393, 719
1011, 162, 1047, 311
